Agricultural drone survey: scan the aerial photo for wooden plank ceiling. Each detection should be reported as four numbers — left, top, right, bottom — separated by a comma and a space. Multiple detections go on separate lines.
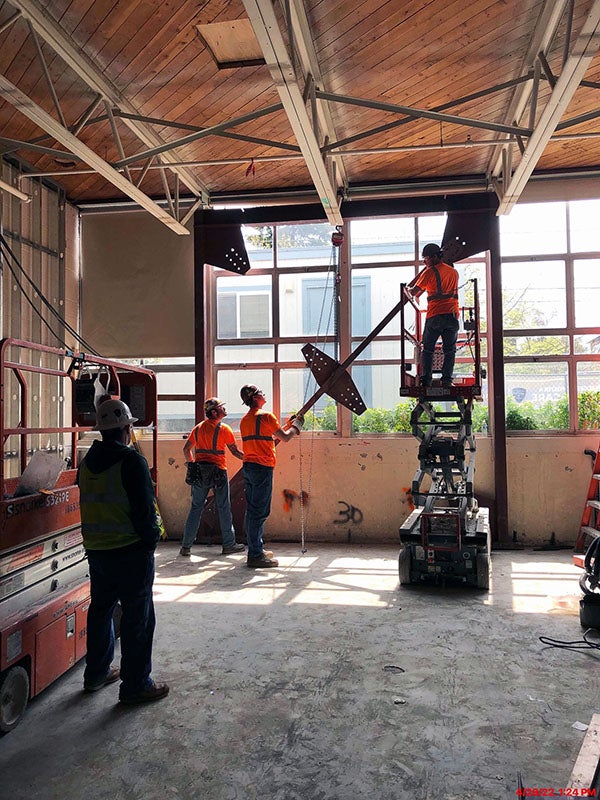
0, 0, 599, 229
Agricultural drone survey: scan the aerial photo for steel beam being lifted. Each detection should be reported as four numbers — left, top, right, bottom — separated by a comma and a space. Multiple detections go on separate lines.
497, 0, 600, 214
243, 0, 343, 226
0, 73, 189, 235
8, 0, 209, 206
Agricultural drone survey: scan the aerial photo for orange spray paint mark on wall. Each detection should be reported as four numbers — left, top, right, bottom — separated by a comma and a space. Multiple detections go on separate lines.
402, 486, 415, 512
283, 489, 309, 513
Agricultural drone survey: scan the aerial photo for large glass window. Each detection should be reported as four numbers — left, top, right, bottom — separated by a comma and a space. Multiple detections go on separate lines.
276, 223, 333, 268
569, 200, 600, 253
502, 261, 566, 329
504, 362, 569, 430
574, 260, 600, 328
217, 275, 272, 339
206, 216, 490, 435
500, 202, 567, 256
501, 201, 600, 431
197, 201, 600, 436
350, 218, 415, 264
241, 225, 274, 269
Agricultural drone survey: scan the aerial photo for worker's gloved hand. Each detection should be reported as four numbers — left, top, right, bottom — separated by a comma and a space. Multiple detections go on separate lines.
290, 413, 304, 434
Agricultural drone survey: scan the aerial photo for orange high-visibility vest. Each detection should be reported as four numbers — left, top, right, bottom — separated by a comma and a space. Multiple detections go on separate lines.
185, 420, 235, 470
240, 410, 280, 468
414, 261, 459, 318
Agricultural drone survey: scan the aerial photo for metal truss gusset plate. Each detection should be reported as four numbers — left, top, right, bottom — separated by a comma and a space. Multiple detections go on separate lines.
301, 343, 366, 414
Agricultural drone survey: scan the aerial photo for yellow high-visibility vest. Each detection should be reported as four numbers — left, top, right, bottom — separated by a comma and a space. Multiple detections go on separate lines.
79, 459, 139, 550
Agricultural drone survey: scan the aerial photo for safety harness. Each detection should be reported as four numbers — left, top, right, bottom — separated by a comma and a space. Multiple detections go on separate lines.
427, 264, 458, 302
241, 415, 274, 443
194, 421, 224, 458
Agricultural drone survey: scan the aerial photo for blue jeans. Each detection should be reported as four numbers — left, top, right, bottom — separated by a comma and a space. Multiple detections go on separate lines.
182, 469, 236, 549
421, 313, 460, 382
84, 547, 156, 697
242, 462, 274, 558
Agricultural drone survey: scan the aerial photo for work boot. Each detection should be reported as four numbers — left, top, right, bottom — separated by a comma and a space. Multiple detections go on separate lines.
84, 665, 120, 693
179, 546, 191, 556
119, 680, 170, 705
222, 543, 246, 555
247, 553, 279, 568
441, 378, 455, 387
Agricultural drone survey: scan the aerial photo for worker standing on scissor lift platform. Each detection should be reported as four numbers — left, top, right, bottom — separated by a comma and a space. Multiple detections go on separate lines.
407, 243, 460, 389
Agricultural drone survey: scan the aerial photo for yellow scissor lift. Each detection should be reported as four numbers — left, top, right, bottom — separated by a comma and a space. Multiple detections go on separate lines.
398, 280, 491, 588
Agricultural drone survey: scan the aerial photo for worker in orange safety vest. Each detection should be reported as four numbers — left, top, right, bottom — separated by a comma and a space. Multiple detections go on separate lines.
180, 397, 244, 557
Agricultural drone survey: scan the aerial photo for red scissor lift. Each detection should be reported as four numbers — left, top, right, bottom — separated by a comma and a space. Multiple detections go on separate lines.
398, 280, 491, 588
0, 339, 158, 733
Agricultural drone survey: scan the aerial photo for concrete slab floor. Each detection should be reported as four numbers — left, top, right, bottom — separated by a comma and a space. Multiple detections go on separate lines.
1, 544, 599, 800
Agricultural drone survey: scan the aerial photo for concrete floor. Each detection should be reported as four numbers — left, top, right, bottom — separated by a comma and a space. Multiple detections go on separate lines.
1, 544, 599, 800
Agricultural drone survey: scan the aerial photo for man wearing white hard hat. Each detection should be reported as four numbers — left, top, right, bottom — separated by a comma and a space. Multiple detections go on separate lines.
77, 397, 169, 705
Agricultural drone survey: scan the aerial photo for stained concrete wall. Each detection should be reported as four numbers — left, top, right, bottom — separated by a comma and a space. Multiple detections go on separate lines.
144, 433, 598, 548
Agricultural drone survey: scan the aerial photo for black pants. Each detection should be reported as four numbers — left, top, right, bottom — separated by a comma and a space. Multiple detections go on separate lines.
84, 547, 156, 696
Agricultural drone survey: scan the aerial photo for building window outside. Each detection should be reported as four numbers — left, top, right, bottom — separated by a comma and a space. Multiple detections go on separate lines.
500, 200, 600, 431
155, 201, 600, 434
208, 215, 489, 436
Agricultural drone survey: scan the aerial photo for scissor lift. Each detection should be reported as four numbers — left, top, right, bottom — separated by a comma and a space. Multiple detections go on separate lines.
398, 280, 491, 588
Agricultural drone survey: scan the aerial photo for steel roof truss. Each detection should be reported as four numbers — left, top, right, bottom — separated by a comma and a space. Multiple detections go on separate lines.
114, 111, 301, 153
27, 20, 66, 128
114, 103, 284, 169
496, 0, 600, 214
0, 73, 189, 235
104, 102, 132, 183
322, 74, 535, 154
316, 91, 533, 138
243, 0, 343, 225
284, 0, 349, 191
8, 0, 208, 204
487, 0, 569, 179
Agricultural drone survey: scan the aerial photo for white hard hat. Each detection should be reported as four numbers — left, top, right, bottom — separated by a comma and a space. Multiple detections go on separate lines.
94, 399, 138, 431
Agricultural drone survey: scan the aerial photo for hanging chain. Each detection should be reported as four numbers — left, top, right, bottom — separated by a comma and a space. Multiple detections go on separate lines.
298, 239, 339, 553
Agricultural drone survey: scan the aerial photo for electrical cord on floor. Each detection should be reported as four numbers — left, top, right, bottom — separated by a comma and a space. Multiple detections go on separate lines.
539, 629, 600, 651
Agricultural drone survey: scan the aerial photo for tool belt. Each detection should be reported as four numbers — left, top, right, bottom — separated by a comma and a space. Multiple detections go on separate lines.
185, 462, 228, 488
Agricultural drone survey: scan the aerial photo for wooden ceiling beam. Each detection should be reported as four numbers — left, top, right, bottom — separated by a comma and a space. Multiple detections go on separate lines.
496, 0, 600, 214
243, 0, 343, 225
